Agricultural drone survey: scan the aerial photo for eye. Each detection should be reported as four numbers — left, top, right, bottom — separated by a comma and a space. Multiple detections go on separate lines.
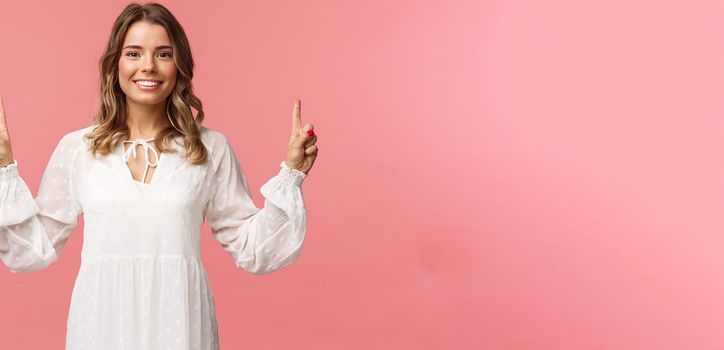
125, 51, 139, 57
158, 51, 173, 58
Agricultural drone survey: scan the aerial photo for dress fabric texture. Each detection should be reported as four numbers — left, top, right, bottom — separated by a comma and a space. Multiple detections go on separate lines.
0, 125, 308, 349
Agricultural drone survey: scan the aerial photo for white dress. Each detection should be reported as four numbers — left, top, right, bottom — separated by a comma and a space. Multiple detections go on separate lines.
0, 125, 308, 349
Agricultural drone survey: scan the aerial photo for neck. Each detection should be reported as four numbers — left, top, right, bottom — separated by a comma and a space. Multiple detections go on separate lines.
125, 98, 171, 140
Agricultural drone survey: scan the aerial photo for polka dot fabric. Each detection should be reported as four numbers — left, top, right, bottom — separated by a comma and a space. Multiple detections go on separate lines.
0, 125, 308, 349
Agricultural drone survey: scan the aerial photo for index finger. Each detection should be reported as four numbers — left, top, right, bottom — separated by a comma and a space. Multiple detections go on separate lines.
0, 96, 6, 131
292, 99, 302, 134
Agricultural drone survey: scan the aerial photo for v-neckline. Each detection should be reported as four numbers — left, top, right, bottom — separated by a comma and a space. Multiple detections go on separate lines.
117, 140, 165, 190
111, 135, 186, 200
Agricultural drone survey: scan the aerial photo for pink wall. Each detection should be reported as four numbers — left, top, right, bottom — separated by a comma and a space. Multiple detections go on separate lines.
1, 0, 724, 348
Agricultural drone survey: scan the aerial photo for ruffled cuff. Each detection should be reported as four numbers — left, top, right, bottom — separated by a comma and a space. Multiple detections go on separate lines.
0, 160, 40, 226
0, 159, 19, 182
277, 160, 307, 186
259, 161, 307, 214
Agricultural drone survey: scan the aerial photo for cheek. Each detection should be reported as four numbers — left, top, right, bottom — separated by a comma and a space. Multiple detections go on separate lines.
164, 65, 178, 83
118, 60, 134, 80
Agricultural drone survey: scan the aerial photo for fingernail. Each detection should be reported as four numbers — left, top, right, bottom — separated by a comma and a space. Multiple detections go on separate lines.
307, 130, 314, 136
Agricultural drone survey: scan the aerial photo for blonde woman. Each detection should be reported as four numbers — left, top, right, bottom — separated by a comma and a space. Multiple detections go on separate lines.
0, 2, 318, 349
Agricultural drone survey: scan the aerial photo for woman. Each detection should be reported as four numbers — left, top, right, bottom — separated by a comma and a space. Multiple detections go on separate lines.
0, 2, 318, 349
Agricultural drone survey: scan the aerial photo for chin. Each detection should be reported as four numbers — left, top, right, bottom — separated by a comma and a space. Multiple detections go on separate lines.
129, 96, 166, 106
127, 91, 170, 103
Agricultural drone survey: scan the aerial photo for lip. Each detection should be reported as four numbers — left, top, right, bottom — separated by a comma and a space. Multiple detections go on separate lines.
134, 80, 163, 91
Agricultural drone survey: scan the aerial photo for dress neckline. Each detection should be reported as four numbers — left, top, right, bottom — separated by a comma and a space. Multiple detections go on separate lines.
122, 138, 162, 185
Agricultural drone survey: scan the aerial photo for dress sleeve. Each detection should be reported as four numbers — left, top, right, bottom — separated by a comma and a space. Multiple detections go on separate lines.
204, 138, 308, 275
0, 134, 83, 273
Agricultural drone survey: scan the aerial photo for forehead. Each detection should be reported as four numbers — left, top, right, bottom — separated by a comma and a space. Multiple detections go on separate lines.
122, 21, 171, 47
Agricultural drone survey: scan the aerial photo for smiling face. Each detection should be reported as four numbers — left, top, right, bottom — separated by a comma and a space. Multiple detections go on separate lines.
118, 20, 177, 109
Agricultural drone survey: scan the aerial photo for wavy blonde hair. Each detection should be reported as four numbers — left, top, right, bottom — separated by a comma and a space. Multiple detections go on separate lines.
84, 2, 207, 165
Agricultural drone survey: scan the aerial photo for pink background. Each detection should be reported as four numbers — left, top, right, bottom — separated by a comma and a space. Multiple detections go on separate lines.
1, 0, 724, 349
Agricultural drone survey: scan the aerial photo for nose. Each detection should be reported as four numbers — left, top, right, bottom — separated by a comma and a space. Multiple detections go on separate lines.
140, 53, 156, 72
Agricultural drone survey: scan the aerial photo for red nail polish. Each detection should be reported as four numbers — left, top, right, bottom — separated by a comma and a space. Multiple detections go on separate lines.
307, 130, 314, 136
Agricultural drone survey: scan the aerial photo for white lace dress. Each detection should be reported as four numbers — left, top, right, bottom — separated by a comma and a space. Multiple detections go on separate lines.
0, 125, 308, 349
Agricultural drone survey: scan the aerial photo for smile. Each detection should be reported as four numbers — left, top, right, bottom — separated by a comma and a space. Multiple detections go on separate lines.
134, 80, 163, 90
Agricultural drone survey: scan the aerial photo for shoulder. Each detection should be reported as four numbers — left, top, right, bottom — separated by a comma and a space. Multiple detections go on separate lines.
198, 126, 242, 170
56, 125, 95, 151
42, 125, 96, 166
199, 125, 231, 153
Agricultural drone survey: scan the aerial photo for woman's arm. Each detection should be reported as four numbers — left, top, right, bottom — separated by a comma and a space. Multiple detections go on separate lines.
0, 98, 83, 273
204, 136, 308, 275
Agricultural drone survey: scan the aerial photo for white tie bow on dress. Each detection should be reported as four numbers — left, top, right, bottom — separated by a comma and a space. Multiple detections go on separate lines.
123, 138, 159, 184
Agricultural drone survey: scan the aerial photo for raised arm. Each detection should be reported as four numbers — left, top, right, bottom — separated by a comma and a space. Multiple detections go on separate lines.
204, 100, 317, 275
0, 96, 83, 273
204, 135, 308, 275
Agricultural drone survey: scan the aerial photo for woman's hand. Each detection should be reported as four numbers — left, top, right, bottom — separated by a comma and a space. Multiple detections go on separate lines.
285, 99, 318, 175
0, 96, 15, 168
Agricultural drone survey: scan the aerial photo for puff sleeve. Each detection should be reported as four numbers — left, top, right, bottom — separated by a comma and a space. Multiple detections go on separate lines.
204, 137, 308, 275
0, 134, 83, 273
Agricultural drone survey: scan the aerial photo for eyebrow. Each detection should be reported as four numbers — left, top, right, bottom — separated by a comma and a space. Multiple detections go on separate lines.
122, 45, 174, 50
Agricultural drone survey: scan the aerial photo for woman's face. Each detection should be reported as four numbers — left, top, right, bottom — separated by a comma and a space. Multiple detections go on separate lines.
118, 21, 177, 109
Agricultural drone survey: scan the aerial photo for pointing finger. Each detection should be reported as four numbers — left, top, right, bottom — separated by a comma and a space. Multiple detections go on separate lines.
0, 96, 7, 133
292, 99, 302, 135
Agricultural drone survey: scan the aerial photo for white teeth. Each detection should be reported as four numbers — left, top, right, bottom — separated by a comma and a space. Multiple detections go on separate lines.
136, 81, 160, 86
